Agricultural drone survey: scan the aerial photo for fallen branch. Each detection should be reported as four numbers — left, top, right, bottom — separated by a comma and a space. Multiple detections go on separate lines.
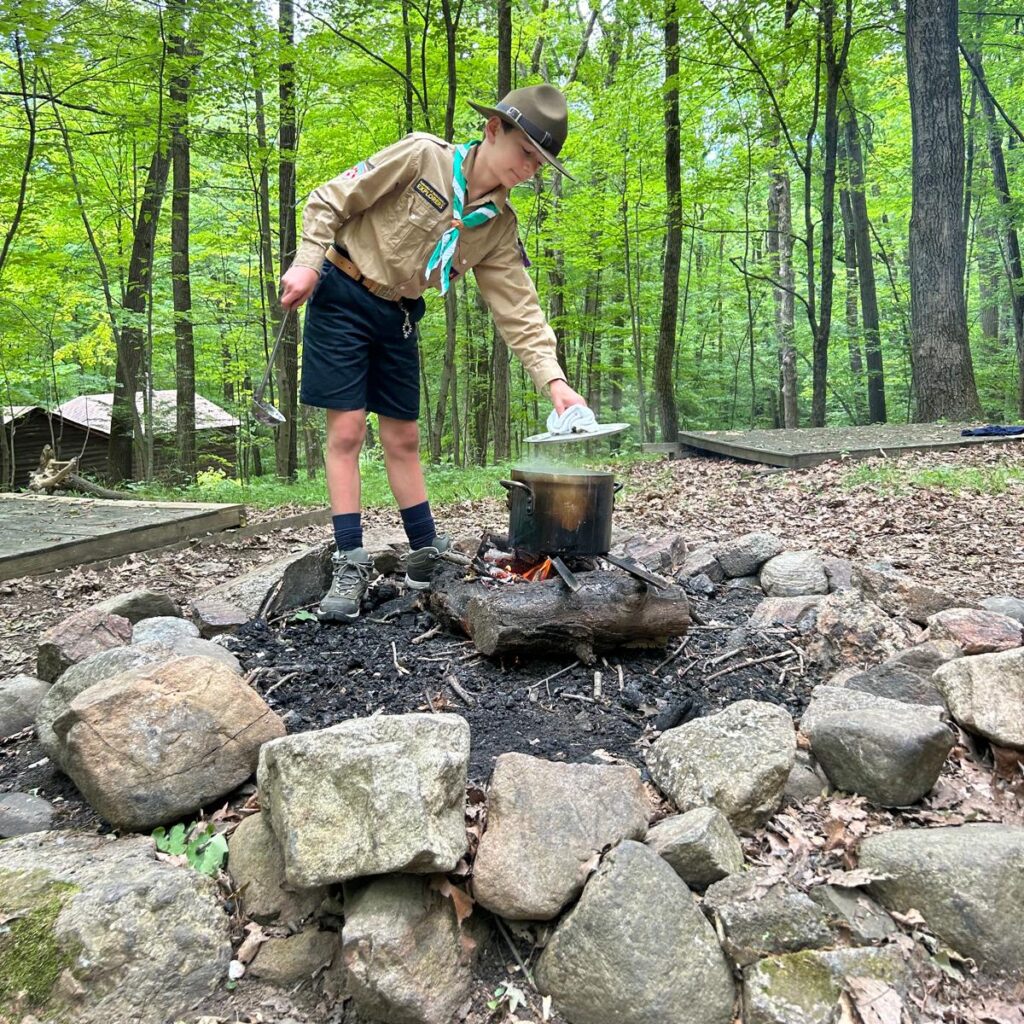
704, 650, 793, 683
651, 636, 689, 675
445, 672, 476, 706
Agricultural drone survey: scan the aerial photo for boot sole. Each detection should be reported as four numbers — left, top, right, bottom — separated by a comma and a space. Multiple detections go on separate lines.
317, 606, 361, 622
404, 575, 432, 590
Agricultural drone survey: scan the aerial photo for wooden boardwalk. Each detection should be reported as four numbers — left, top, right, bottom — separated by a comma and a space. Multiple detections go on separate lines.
0, 494, 244, 580
676, 423, 1024, 469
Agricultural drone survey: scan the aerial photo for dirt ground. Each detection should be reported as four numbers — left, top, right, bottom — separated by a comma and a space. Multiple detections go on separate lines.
1, 442, 1023, 1023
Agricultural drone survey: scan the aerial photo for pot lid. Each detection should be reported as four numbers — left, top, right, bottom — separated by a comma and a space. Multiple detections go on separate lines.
525, 406, 631, 444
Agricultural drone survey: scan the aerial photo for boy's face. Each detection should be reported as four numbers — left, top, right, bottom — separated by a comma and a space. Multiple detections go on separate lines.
484, 117, 545, 188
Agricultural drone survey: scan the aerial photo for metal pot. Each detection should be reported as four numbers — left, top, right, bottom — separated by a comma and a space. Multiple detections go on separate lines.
498, 467, 622, 557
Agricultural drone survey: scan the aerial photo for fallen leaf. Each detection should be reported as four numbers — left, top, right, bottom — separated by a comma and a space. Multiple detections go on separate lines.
846, 975, 903, 1024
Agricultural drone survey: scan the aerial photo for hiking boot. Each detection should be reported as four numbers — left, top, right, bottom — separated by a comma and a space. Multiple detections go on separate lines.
404, 535, 452, 590
318, 547, 374, 621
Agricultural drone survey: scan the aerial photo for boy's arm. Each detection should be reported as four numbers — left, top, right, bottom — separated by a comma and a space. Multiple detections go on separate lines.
473, 219, 586, 410
291, 137, 425, 272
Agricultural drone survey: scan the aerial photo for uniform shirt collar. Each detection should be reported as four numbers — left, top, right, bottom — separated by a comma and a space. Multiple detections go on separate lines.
462, 143, 508, 210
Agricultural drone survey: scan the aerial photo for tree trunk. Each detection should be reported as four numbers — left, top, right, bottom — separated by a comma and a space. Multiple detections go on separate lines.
809, 0, 851, 427
654, 0, 681, 441
839, 185, 866, 423
109, 144, 170, 483
975, 50, 1024, 415
905, 0, 981, 420
767, 170, 799, 428
490, 0, 512, 463
275, 0, 299, 479
170, 0, 196, 481
843, 95, 887, 422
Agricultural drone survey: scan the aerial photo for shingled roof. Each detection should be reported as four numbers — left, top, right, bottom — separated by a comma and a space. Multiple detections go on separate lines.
55, 391, 239, 436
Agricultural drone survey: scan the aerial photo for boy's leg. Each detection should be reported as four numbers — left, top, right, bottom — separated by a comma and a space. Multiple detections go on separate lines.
377, 415, 427, 510
379, 415, 450, 589
325, 408, 368, 514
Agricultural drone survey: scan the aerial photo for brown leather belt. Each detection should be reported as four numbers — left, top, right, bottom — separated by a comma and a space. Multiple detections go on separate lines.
326, 245, 403, 303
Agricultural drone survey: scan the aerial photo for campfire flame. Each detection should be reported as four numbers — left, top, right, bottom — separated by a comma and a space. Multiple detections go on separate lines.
521, 557, 554, 583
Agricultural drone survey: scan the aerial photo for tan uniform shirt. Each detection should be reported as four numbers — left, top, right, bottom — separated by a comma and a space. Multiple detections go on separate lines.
293, 132, 566, 392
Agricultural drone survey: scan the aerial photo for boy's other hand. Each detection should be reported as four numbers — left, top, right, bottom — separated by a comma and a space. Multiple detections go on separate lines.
280, 266, 321, 309
549, 379, 587, 415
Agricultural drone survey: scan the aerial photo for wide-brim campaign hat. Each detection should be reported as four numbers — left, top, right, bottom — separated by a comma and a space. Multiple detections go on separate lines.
468, 84, 574, 180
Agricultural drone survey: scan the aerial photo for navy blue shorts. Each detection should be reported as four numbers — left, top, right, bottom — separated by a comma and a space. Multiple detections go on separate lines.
300, 260, 426, 421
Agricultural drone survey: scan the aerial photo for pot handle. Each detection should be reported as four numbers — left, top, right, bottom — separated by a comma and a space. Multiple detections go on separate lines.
498, 479, 535, 515
613, 482, 624, 498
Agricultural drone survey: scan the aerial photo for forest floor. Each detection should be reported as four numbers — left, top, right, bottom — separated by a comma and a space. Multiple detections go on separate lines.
1, 441, 1023, 1023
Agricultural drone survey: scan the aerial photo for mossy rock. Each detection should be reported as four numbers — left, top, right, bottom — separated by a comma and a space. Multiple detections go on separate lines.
0, 868, 80, 1020
744, 946, 910, 1024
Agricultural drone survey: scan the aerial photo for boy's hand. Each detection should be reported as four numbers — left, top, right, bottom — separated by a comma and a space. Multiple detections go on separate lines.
548, 379, 587, 415
280, 266, 321, 309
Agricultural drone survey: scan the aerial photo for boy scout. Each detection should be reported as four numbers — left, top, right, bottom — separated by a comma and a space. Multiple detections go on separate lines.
279, 83, 586, 621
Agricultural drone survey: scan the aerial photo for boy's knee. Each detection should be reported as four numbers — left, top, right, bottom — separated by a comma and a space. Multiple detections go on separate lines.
327, 416, 366, 457
381, 420, 420, 458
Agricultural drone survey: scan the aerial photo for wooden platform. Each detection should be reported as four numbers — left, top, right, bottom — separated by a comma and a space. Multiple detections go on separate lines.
0, 494, 245, 580
677, 423, 1024, 469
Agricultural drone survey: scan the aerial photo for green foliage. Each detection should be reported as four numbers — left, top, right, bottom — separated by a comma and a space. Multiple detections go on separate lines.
2, 0, 1022, 476
152, 820, 228, 877
843, 462, 1024, 496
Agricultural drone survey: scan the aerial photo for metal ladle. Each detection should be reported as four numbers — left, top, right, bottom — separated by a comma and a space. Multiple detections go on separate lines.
251, 309, 292, 427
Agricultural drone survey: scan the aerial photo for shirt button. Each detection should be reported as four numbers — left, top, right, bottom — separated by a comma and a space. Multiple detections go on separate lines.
461, 259, 467, 265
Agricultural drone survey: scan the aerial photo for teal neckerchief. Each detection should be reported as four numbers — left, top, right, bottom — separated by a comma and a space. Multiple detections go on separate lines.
425, 141, 499, 294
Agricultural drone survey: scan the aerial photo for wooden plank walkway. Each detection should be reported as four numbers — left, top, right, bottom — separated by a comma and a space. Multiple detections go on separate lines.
676, 423, 1024, 469
0, 494, 245, 580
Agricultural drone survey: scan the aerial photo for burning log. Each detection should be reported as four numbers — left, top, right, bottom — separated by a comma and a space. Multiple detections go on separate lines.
429, 569, 690, 665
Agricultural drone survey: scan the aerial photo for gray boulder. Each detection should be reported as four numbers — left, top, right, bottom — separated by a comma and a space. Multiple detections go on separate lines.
703, 869, 832, 966
842, 640, 961, 706
933, 647, 1024, 749
981, 596, 1024, 625
194, 541, 333, 621
0, 831, 231, 1024
808, 885, 897, 944
55, 656, 285, 830
744, 946, 911, 1024
860, 824, 1024, 974
715, 532, 784, 579
248, 927, 338, 987
643, 806, 743, 887
258, 714, 469, 887
228, 812, 326, 925
0, 673, 50, 738
799, 685, 944, 737
90, 589, 180, 623
472, 753, 649, 920
130, 615, 200, 645
678, 545, 724, 583
342, 874, 478, 1024
853, 560, 964, 625
805, 705, 955, 807
822, 556, 855, 592
36, 608, 133, 682
0, 792, 55, 837
647, 699, 795, 832
759, 550, 829, 597
190, 595, 250, 638
783, 750, 830, 805
535, 841, 735, 1024
748, 595, 824, 632
620, 532, 688, 571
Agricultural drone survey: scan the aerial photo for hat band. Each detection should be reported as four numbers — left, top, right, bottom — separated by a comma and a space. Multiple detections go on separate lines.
495, 103, 558, 154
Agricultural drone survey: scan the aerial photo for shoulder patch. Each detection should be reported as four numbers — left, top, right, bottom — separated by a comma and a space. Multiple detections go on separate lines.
341, 159, 370, 181
413, 178, 449, 214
